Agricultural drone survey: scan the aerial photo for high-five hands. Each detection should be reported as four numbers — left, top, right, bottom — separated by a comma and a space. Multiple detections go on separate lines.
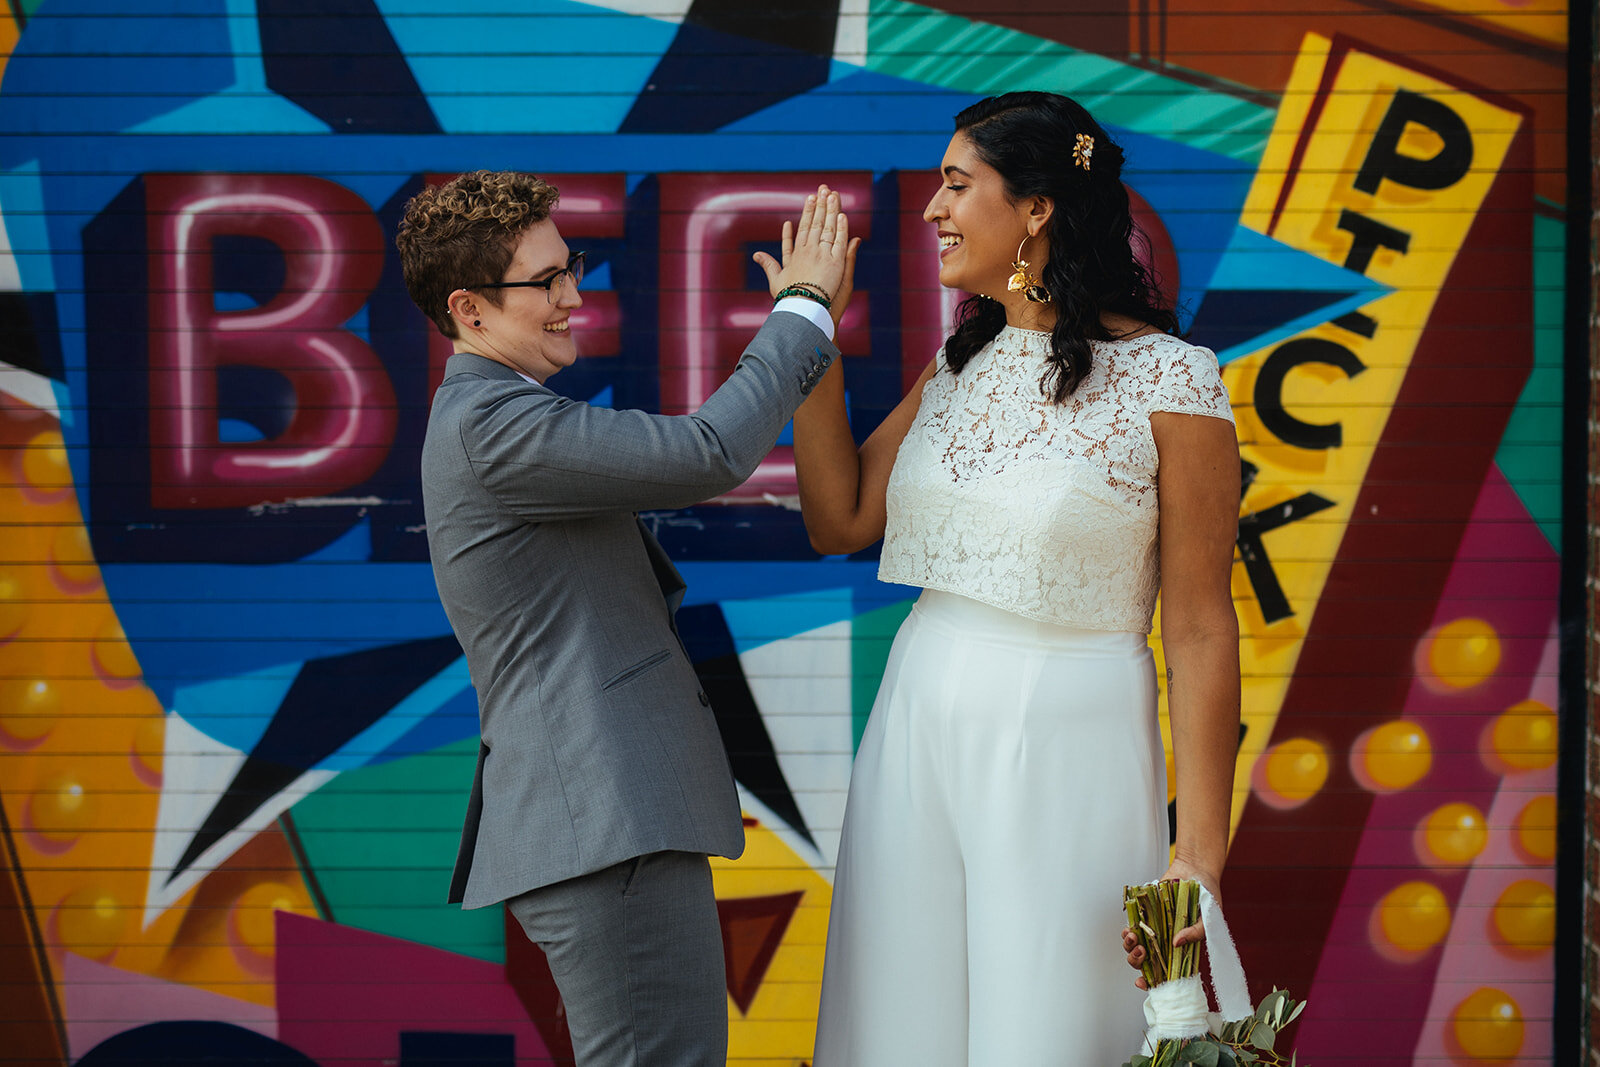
753, 184, 860, 329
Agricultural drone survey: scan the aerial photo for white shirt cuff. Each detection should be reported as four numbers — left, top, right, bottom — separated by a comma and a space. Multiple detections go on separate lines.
772, 296, 836, 342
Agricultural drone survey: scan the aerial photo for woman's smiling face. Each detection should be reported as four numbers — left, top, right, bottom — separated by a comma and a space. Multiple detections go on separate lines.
456, 218, 584, 382
922, 132, 1042, 299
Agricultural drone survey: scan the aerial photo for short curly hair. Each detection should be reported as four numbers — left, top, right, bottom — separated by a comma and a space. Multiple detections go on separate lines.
397, 171, 561, 339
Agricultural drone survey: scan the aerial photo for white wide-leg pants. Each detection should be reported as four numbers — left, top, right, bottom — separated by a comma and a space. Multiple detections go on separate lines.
814, 590, 1169, 1067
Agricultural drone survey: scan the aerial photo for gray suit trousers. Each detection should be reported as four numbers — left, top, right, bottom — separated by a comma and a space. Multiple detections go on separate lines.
506, 851, 726, 1067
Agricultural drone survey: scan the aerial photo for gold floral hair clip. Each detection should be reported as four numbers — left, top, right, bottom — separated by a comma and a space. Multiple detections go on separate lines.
1073, 133, 1094, 171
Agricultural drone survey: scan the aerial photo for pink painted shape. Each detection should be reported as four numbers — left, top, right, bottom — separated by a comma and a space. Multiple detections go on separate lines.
275, 911, 554, 1066
1409, 627, 1557, 1067
60, 951, 278, 1060
1292, 467, 1558, 1066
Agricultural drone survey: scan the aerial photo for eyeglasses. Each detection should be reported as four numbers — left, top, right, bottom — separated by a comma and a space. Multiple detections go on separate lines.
474, 251, 586, 304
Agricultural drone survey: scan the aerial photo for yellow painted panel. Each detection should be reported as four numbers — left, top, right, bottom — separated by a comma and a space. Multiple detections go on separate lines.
714, 821, 832, 1065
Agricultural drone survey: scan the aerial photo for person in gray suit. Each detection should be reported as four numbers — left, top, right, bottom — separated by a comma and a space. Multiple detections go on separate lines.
397, 171, 857, 1066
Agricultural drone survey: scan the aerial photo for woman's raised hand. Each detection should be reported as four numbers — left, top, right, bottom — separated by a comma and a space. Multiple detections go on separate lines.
753, 184, 860, 328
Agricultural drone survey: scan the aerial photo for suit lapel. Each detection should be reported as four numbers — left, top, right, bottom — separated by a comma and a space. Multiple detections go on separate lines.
635, 518, 686, 615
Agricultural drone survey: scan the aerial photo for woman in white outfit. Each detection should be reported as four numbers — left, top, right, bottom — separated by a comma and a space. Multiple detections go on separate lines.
790, 93, 1242, 1064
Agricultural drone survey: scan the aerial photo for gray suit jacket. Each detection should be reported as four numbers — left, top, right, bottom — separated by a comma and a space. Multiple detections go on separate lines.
422, 311, 838, 908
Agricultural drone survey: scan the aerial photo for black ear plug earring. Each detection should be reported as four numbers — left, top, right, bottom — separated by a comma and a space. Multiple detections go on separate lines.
473, 320, 481, 327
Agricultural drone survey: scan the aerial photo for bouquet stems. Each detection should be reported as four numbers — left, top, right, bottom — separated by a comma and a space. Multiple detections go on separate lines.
1124, 879, 1202, 989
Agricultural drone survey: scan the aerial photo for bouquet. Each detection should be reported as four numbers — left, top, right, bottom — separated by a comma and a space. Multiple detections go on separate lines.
1121, 880, 1307, 1067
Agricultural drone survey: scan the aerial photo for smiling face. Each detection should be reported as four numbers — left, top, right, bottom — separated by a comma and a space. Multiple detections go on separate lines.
923, 133, 1055, 313
451, 218, 582, 382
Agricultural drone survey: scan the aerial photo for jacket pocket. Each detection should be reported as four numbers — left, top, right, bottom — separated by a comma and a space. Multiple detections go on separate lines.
601, 649, 673, 692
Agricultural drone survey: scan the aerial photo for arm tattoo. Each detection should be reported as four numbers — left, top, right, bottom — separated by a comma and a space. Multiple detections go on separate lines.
1166, 666, 1174, 695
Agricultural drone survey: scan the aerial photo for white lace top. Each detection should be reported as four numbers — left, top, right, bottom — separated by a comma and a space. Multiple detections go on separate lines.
879, 326, 1234, 633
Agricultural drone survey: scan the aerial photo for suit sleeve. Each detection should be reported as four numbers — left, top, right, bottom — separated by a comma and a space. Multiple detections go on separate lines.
457, 310, 839, 520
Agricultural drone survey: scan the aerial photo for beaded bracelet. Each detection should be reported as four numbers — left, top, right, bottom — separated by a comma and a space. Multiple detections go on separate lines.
773, 284, 832, 310
790, 281, 833, 300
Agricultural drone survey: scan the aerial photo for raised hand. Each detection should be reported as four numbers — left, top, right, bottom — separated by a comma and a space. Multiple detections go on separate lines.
753, 184, 860, 328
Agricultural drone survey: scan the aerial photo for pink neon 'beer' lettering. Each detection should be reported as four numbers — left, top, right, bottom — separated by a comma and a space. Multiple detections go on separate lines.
550, 174, 625, 361
146, 174, 393, 509
659, 174, 871, 502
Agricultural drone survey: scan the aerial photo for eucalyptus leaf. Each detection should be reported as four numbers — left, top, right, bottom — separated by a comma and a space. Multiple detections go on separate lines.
1179, 1041, 1221, 1066
1251, 1025, 1276, 1054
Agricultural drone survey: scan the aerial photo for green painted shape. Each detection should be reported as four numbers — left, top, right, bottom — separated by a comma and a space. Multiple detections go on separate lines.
1494, 213, 1564, 549
850, 597, 914, 751
866, 0, 1273, 162
289, 736, 504, 964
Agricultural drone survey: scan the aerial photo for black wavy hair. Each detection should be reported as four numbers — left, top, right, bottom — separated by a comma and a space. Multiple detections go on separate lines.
941, 91, 1179, 403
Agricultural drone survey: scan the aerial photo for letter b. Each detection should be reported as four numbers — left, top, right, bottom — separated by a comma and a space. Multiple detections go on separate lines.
145, 173, 394, 509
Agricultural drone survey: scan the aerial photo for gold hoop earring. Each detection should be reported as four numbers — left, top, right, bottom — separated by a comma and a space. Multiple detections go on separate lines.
1007, 236, 1052, 304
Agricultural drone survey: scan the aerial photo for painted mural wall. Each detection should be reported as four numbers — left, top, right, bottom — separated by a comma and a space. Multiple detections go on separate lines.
0, 1, 1572, 1065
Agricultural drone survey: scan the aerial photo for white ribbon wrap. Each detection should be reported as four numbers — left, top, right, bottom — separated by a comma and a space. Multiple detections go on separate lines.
1138, 884, 1253, 1053
1143, 975, 1211, 1041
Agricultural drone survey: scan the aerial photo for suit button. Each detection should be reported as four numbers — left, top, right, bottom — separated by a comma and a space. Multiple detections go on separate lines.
698, 690, 711, 707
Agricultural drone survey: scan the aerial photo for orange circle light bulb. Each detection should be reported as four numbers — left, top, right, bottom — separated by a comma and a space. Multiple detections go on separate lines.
1354, 720, 1432, 792
29, 773, 94, 842
0, 678, 60, 745
1488, 700, 1558, 772
20, 430, 73, 500
1258, 737, 1329, 808
1514, 795, 1556, 862
1420, 802, 1488, 866
1451, 988, 1523, 1061
1376, 880, 1450, 953
1425, 617, 1501, 690
55, 887, 127, 962
1490, 879, 1554, 952
229, 880, 302, 955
